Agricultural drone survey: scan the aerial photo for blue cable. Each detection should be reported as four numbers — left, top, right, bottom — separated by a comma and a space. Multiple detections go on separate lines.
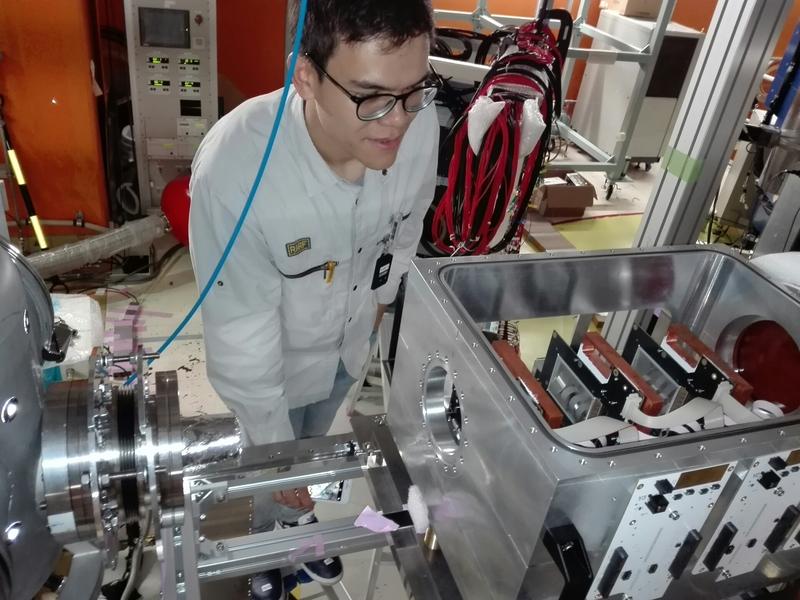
126, 0, 308, 385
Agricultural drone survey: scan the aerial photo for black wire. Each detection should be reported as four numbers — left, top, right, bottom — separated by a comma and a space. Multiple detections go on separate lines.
76, 286, 140, 304
785, 204, 800, 251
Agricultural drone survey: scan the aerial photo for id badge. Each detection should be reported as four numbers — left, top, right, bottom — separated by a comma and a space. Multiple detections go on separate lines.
371, 253, 393, 290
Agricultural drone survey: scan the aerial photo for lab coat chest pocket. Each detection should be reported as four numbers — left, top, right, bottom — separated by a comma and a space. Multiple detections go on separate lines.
272, 243, 340, 350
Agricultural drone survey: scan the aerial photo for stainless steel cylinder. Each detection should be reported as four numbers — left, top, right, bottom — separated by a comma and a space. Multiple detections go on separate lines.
0, 239, 60, 600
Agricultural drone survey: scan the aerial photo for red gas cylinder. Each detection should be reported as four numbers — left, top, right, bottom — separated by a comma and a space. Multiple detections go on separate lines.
160, 175, 191, 246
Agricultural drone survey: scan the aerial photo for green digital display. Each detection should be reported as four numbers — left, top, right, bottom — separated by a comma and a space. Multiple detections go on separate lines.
147, 56, 169, 64
181, 81, 201, 88
179, 58, 201, 65
149, 79, 171, 87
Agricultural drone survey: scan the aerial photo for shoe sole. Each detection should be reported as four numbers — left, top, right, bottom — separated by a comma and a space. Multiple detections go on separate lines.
299, 564, 343, 587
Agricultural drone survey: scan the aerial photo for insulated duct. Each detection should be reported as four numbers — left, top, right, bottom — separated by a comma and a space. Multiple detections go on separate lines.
27, 214, 168, 279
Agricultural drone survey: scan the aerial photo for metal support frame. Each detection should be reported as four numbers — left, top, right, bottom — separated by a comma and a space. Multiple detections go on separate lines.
432, 0, 677, 181
603, 0, 793, 349
156, 419, 459, 600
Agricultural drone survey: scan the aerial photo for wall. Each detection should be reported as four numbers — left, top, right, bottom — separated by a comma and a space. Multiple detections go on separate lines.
217, 0, 287, 113
0, 0, 109, 236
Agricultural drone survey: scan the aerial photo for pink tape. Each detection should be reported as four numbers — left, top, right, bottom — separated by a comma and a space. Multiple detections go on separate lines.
354, 506, 399, 533
287, 534, 325, 563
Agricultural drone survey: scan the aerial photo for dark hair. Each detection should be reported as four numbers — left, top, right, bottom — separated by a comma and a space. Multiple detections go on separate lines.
288, 0, 434, 71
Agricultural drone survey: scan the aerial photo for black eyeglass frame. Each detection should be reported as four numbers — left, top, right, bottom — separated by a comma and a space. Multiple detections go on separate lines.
305, 53, 442, 122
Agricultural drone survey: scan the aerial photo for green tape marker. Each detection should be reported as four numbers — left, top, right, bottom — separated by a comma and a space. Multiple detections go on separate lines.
663, 146, 703, 184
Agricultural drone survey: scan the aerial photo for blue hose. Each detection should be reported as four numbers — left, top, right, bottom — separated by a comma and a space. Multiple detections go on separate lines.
126, 0, 308, 385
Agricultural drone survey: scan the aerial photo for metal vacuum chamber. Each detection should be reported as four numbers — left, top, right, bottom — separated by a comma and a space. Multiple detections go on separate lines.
388, 247, 800, 600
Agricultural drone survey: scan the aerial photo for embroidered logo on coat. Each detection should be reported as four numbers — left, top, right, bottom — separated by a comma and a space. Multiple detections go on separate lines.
286, 237, 311, 257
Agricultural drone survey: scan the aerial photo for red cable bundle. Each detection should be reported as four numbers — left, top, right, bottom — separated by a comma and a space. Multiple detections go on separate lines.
426, 21, 567, 256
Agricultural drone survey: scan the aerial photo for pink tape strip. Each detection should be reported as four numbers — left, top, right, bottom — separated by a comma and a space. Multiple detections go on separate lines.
287, 534, 325, 563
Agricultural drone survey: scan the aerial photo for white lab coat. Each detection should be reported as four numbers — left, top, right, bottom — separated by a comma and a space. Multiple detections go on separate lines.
189, 87, 438, 445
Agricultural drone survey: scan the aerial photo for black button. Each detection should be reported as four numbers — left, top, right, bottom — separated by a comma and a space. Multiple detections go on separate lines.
758, 471, 781, 490
769, 456, 788, 471
646, 494, 669, 514
656, 479, 674, 495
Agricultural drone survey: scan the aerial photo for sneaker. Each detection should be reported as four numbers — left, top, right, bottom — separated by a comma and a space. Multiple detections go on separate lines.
250, 569, 284, 600
277, 513, 344, 586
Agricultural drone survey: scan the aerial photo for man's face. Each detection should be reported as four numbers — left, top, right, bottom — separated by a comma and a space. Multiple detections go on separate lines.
307, 34, 431, 171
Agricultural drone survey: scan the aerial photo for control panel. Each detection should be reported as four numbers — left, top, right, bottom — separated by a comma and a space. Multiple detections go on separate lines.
693, 449, 800, 580
124, 0, 218, 210
587, 464, 735, 600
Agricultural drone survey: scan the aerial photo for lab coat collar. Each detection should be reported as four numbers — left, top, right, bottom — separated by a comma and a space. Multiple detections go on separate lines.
287, 87, 385, 199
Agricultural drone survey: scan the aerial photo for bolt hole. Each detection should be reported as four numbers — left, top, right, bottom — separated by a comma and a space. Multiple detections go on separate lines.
1, 397, 18, 423
4, 521, 22, 543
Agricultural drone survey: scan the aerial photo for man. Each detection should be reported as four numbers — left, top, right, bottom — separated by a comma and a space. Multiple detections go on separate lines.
189, 0, 439, 598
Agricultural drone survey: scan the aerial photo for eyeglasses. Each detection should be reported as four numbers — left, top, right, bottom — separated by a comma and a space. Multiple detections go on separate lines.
305, 54, 441, 122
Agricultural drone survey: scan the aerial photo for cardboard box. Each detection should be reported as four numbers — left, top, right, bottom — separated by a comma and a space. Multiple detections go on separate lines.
533, 171, 596, 219
605, 0, 660, 19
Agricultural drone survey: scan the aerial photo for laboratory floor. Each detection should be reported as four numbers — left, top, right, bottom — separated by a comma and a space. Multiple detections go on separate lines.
96, 158, 658, 600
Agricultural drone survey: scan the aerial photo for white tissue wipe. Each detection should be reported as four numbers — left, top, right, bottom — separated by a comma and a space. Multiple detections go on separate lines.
467, 96, 506, 155
519, 98, 546, 158
406, 485, 429, 535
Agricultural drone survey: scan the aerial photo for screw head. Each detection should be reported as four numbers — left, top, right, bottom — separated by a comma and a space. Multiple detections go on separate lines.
216, 542, 225, 551
4, 522, 22, 543
1, 397, 18, 423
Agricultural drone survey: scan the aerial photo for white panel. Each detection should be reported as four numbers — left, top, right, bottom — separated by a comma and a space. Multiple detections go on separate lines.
694, 449, 800, 579
587, 464, 734, 600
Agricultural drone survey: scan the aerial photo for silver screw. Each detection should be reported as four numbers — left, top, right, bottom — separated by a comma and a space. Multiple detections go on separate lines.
551, 446, 558, 453
669, 511, 680, 520
608, 460, 616, 468
698, 445, 706, 451
530, 427, 537, 434
740, 437, 747, 444
579, 458, 587, 465
629, 520, 637, 526
216, 542, 225, 552
199, 513, 207, 521
637, 483, 643, 490
655, 452, 662, 459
